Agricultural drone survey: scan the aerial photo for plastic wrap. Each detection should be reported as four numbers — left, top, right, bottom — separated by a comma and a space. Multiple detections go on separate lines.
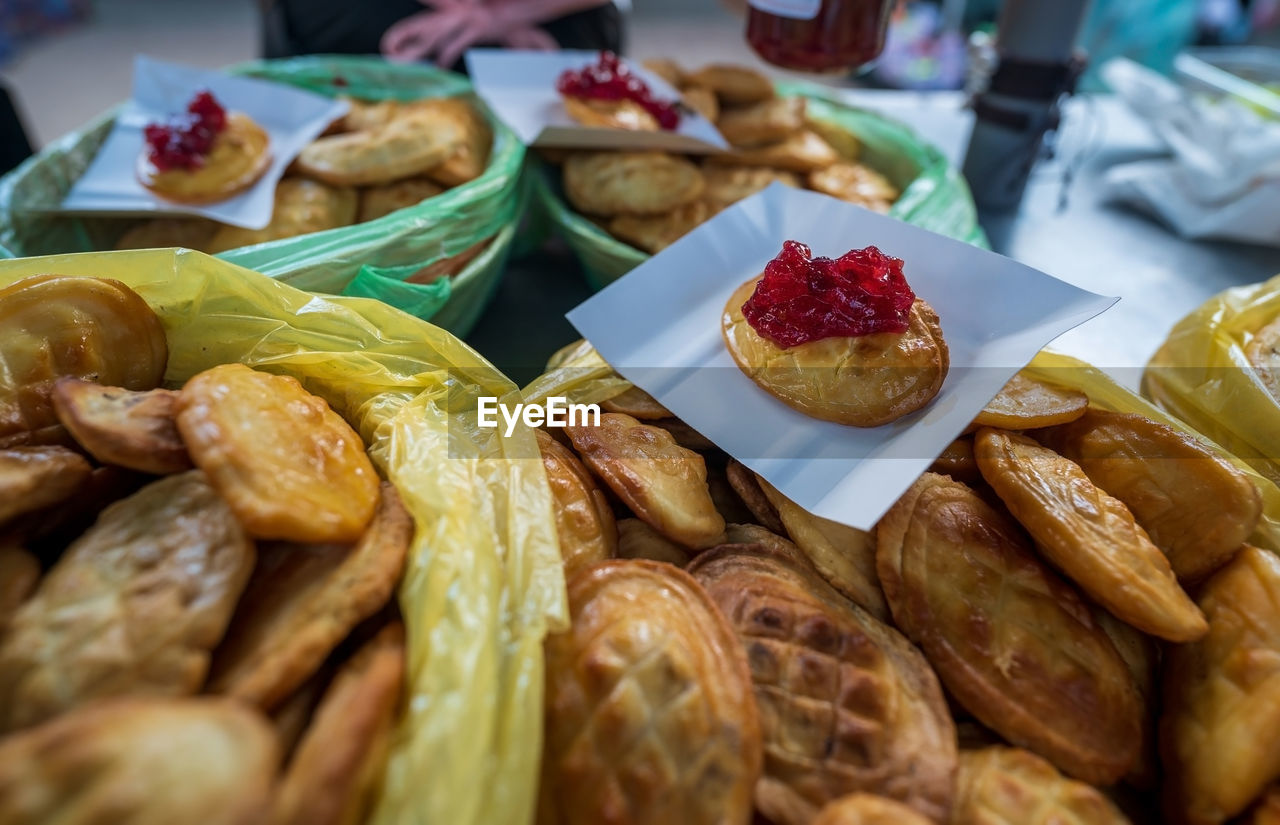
0, 249, 567, 825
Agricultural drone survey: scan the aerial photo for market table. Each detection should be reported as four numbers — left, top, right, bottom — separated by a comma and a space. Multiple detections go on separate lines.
468, 91, 1280, 388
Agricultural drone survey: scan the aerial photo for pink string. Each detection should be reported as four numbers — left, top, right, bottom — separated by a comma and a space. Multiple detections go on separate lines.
381, 0, 606, 67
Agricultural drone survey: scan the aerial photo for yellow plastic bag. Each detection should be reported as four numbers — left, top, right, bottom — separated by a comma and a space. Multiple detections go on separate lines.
1143, 274, 1280, 487
0, 249, 567, 825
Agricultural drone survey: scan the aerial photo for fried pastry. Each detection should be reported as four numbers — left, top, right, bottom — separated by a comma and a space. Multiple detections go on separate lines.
563, 151, 705, 216
1246, 315, 1280, 402
0, 544, 39, 626
1037, 407, 1260, 582
601, 386, 672, 419
725, 458, 785, 534
953, 747, 1133, 825
270, 666, 330, 761
615, 517, 692, 566
296, 110, 463, 186
707, 130, 840, 173
0, 446, 91, 526
928, 437, 980, 484
410, 96, 493, 186
139, 112, 271, 204
51, 379, 191, 474
806, 163, 898, 212
969, 372, 1088, 431
723, 278, 949, 427
608, 200, 710, 253
686, 64, 775, 105
1252, 788, 1280, 825
205, 177, 358, 253
717, 97, 806, 148
1161, 546, 1280, 825
755, 475, 887, 619
642, 58, 686, 87
811, 794, 933, 825
707, 465, 755, 524
806, 116, 862, 161
0, 275, 167, 448
1094, 607, 1159, 789
688, 542, 956, 825
207, 483, 410, 710
114, 216, 219, 251
271, 622, 404, 825
176, 363, 379, 543
652, 417, 717, 451
682, 86, 719, 121
0, 697, 278, 825
565, 413, 725, 549
334, 97, 399, 133
536, 428, 617, 577
564, 95, 660, 131
701, 164, 801, 210
0, 470, 255, 731
541, 560, 761, 825
876, 473, 1142, 785
719, 522, 806, 562
974, 428, 1206, 642
356, 177, 444, 223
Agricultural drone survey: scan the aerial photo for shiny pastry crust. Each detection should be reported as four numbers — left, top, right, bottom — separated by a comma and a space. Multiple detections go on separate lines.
138, 112, 272, 204
409, 97, 493, 186
0, 471, 256, 732
1037, 407, 1260, 582
608, 200, 710, 253
641, 58, 686, 88
0, 446, 91, 526
1161, 546, 1280, 825
969, 372, 1088, 431
205, 177, 357, 254
356, 177, 444, 223
563, 95, 660, 131
725, 458, 785, 534
974, 428, 1207, 642
875, 473, 1142, 785
686, 64, 775, 105
0, 275, 167, 448
334, 97, 399, 133
652, 417, 717, 452
1093, 607, 1159, 789
717, 97, 807, 148
806, 163, 898, 213
1246, 314, 1280, 403
927, 437, 980, 484
707, 130, 840, 173
1252, 788, 1280, 825
755, 475, 888, 620
51, 379, 191, 475
176, 363, 380, 543
0, 697, 279, 825
542, 560, 761, 825
601, 387, 673, 420
536, 428, 617, 577
206, 484, 411, 710
681, 86, 719, 121
953, 747, 1133, 825
615, 517, 692, 566
563, 151, 705, 216
565, 413, 725, 549
722, 279, 949, 427
296, 110, 463, 186
811, 793, 934, 825
701, 164, 801, 210
114, 217, 219, 251
0, 544, 39, 628
688, 543, 957, 825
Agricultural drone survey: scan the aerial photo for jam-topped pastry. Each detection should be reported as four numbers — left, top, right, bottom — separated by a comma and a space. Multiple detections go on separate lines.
137, 90, 271, 204
556, 51, 681, 131
722, 241, 948, 427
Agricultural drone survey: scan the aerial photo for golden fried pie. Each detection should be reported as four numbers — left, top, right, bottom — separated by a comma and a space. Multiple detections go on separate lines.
563, 151, 705, 216
296, 111, 462, 186
1252, 788, 1280, 825
564, 95, 660, 131
536, 428, 617, 578
0, 275, 167, 448
686, 64, 775, 105
953, 747, 1132, 825
708, 130, 840, 174
615, 517, 692, 566
701, 164, 801, 211
565, 413, 725, 549
725, 458, 785, 534
1162, 546, 1280, 825
51, 379, 191, 474
608, 200, 710, 254
205, 177, 357, 254
114, 216, 219, 251
356, 177, 444, 223
717, 97, 806, 148
0, 544, 39, 627
334, 97, 399, 133
601, 386, 673, 420
1038, 407, 1260, 582
755, 476, 887, 620
723, 278, 949, 427
969, 372, 1088, 431
811, 794, 934, 825
138, 112, 271, 204
688, 543, 957, 825
1094, 607, 1159, 789
806, 163, 898, 213
974, 428, 1206, 642
0, 470, 255, 732
542, 560, 761, 825
0, 445, 91, 526
682, 86, 720, 121
207, 483, 410, 710
928, 437, 980, 485
876, 473, 1142, 785
642, 58, 686, 87
271, 622, 404, 825
652, 417, 717, 452
1246, 315, 1280, 402
176, 363, 379, 543
410, 96, 493, 186
0, 697, 278, 825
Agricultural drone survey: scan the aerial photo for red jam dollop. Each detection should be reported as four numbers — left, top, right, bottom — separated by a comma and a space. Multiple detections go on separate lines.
742, 240, 916, 348
556, 51, 681, 130
143, 89, 228, 172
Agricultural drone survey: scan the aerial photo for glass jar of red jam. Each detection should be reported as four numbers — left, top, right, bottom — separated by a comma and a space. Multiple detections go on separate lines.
746, 0, 895, 74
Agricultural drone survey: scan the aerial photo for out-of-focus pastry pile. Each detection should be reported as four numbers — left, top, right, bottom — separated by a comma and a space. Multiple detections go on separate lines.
544, 59, 900, 255
535, 342, 1277, 825
0, 274, 412, 825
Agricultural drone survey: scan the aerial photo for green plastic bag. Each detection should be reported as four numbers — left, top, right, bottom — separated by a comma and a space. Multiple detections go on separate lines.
0, 56, 526, 335
535, 82, 987, 291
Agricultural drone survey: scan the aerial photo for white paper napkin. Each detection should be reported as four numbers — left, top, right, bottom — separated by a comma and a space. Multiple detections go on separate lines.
567, 184, 1117, 530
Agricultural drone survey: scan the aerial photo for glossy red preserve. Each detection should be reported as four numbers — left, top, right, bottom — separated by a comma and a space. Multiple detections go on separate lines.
143, 90, 228, 172
556, 51, 681, 130
742, 240, 915, 348
747, 0, 895, 73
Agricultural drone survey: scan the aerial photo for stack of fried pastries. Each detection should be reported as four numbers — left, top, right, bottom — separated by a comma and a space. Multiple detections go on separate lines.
549, 58, 900, 255
535, 346, 1277, 825
0, 274, 413, 825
